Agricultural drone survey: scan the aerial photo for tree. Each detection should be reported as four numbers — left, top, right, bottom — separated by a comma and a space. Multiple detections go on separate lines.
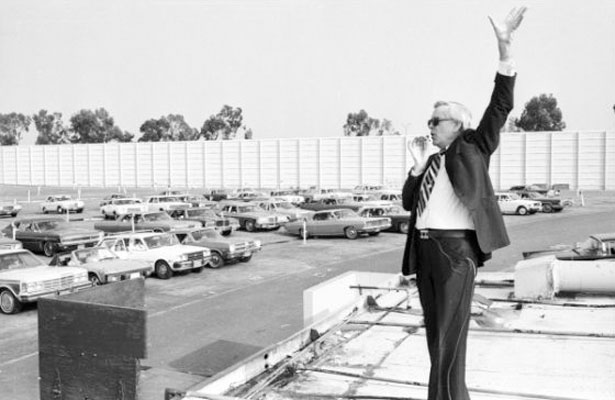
343, 110, 399, 136
69, 108, 132, 143
32, 110, 73, 144
199, 105, 251, 140
138, 114, 196, 142
513, 94, 566, 132
0, 113, 31, 145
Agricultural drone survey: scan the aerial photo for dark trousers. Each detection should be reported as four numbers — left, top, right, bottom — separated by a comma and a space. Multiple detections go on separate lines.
416, 230, 479, 400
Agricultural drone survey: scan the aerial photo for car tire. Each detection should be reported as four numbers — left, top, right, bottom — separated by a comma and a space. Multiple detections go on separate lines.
77, 208, 83, 213
240, 254, 252, 262
11, 212, 17, 217
155, 260, 172, 279
344, 226, 359, 240
542, 203, 553, 213
245, 220, 256, 232
516, 206, 528, 216
42, 207, 48, 214
398, 222, 409, 234
221, 230, 232, 237
43, 241, 57, 257
102, 210, 108, 219
57, 206, 64, 214
208, 251, 224, 268
0, 290, 22, 315
89, 274, 102, 286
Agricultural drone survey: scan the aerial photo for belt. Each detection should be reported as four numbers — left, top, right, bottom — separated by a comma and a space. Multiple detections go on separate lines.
417, 229, 476, 240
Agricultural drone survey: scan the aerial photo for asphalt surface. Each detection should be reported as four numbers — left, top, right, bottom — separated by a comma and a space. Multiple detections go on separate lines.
0, 186, 614, 399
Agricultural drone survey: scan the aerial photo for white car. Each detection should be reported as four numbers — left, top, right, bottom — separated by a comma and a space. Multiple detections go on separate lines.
495, 192, 542, 215
41, 195, 84, 214
270, 190, 305, 205
0, 203, 22, 217
98, 232, 211, 279
252, 200, 312, 222
100, 198, 147, 219
144, 195, 191, 212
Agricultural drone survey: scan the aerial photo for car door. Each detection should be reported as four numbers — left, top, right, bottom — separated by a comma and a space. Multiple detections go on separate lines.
310, 212, 333, 235
15, 223, 36, 251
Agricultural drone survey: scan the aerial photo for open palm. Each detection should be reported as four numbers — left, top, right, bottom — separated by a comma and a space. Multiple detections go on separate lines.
489, 7, 527, 43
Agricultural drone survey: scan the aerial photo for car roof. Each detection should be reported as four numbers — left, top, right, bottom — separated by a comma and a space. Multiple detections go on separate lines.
13, 216, 65, 223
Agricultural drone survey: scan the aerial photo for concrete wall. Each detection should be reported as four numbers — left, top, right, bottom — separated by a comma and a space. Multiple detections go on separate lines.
1, 131, 613, 190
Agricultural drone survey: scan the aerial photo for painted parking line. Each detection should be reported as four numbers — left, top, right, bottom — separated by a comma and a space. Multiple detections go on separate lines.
1, 351, 38, 367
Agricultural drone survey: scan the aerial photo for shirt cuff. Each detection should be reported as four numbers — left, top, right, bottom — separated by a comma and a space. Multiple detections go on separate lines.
498, 60, 516, 76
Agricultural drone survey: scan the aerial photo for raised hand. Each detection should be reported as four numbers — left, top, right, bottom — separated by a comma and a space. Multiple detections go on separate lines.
407, 136, 431, 175
489, 7, 527, 43
488, 7, 527, 61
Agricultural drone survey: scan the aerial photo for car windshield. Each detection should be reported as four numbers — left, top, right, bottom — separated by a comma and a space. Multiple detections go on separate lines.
74, 247, 117, 263
115, 199, 140, 205
143, 213, 171, 222
143, 234, 178, 248
190, 229, 220, 241
276, 202, 293, 209
37, 220, 68, 230
0, 251, 43, 271
334, 209, 358, 219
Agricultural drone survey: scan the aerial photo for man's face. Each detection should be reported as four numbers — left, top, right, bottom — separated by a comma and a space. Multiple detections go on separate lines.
428, 106, 461, 149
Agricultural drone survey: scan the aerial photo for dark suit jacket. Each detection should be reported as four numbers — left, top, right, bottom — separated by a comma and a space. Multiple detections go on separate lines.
401, 73, 514, 276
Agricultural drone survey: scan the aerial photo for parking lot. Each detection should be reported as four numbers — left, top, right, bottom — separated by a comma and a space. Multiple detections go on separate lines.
1, 185, 614, 399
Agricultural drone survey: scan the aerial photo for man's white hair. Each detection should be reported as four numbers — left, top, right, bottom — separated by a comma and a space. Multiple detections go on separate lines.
434, 101, 472, 131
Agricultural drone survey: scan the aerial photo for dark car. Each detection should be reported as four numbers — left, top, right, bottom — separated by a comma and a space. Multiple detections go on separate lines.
168, 208, 237, 236
1, 217, 103, 257
509, 184, 560, 197
172, 228, 262, 268
93, 211, 201, 234
299, 198, 360, 212
514, 191, 565, 213
523, 233, 615, 261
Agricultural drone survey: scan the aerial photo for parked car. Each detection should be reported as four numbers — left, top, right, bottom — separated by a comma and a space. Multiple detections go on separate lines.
172, 228, 262, 268
523, 233, 615, 260
176, 195, 217, 209
100, 198, 148, 219
99, 193, 128, 207
204, 189, 234, 201
0, 202, 22, 218
217, 201, 288, 232
94, 211, 201, 233
0, 248, 90, 314
159, 190, 188, 196
356, 204, 410, 234
284, 208, 391, 239
509, 184, 560, 197
299, 198, 360, 212
301, 188, 353, 202
494, 192, 541, 215
252, 200, 312, 222
270, 190, 305, 205
98, 232, 211, 279
234, 191, 271, 202
168, 208, 238, 236
49, 246, 154, 286
41, 195, 84, 214
2, 217, 103, 257
514, 191, 565, 213
144, 195, 191, 212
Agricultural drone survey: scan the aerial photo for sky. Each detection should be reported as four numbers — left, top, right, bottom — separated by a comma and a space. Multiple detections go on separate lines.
1, 0, 614, 145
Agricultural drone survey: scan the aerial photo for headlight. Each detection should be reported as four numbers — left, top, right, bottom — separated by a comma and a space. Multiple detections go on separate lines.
201, 249, 211, 257
179, 254, 188, 261
107, 276, 119, 282
22, 281, 45, 293
229, 244, 237, 253
254, 240, 262, 248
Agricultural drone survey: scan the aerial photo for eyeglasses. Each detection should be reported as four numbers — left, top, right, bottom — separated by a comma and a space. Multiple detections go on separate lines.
427, 117, 457, 127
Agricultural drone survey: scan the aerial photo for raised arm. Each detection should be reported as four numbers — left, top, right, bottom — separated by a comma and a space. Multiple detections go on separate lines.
472, 7, 527, 155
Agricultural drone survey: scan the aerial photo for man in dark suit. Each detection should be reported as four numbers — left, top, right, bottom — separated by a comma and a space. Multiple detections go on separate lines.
401, 7, 527, 400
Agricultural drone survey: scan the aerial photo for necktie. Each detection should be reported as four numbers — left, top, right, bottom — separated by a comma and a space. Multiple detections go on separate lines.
416, 152, 443, 216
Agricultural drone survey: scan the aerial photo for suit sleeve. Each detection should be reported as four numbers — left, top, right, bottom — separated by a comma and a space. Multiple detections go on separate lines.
469, 73, 516, 155
402, 170, 422, 211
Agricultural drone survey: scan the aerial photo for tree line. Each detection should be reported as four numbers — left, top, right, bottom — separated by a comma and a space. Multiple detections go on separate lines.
0, 105, 252, 146
343, 93, 567, 136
